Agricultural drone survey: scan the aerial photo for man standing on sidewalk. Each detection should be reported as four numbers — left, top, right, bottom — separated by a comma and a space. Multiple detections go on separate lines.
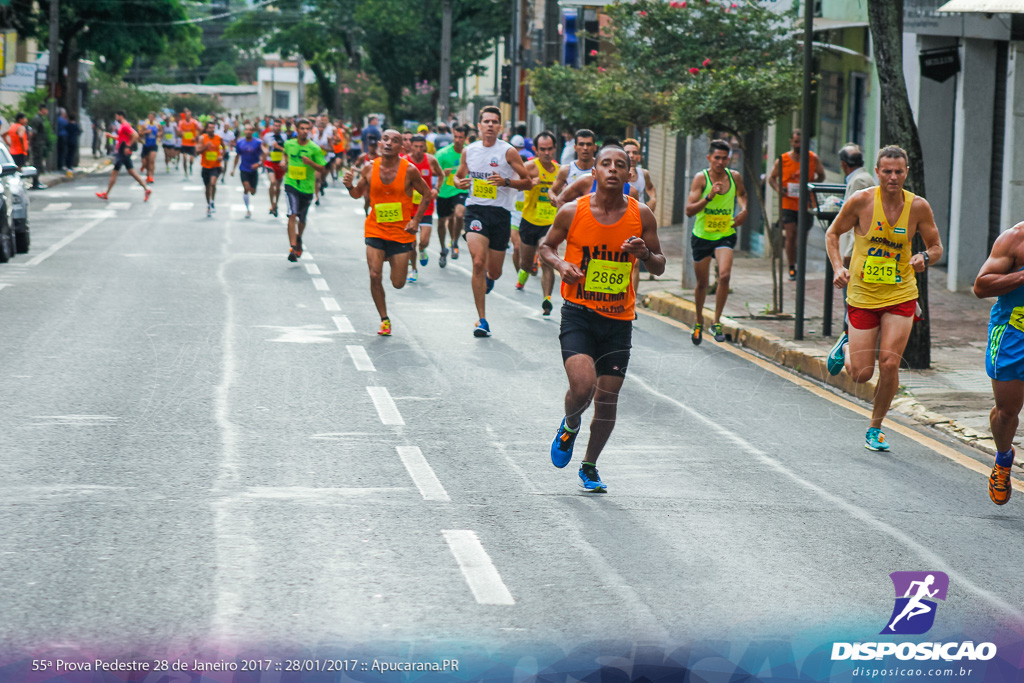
685, 139, 748, 345
769, 129, 824, 280
835, 144, 876, 336
972, 221, 1024, 505
824, 145, 942, 452
28, 104, 49, 190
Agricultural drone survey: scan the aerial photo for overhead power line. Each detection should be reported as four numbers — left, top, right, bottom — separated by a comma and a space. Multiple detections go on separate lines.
90, 0, 275, 27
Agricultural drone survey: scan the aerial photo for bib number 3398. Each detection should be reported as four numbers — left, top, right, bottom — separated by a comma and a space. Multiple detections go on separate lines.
862, 255, 897, 284
472, 178, 498, 199
584, 259, 632, 294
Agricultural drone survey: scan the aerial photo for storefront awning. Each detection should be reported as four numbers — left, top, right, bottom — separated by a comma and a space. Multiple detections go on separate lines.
937, 0, 1024, 12
811, 18, 870, 32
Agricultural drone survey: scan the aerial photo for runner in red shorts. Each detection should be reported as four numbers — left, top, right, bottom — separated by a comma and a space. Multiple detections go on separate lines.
261, 119, 287, 217
825, 146, 943, 451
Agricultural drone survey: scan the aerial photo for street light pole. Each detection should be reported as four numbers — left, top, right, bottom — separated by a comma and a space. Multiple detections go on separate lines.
794, 0, 814, 340
509, 0, 519, 128
439, 0, 452, 122
297, 54, 305, 116
47, 0, 59, 170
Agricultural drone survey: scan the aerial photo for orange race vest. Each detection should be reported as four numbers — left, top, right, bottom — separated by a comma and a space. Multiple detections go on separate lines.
560, 194, 642, 321
365, 158, 416, 244
199, 134, 223, 168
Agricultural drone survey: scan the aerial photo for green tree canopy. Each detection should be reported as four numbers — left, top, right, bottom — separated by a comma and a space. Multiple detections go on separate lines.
0, 0, 202, 114
204, 60, 240, 86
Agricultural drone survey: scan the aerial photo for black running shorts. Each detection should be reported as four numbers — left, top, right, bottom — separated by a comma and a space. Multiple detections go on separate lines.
285, 185, 313, 222
559, 302, 633, 378
365, 237, 414, 257
463, 204, 511, 252
436, 193, 466, 218
519, 218, 551, 247
690, 232, 737, 263
201, 166, 222, 187
239, 170, 259, 188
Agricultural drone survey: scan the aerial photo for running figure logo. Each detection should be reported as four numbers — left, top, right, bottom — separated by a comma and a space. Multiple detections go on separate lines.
881, 571, 949, 635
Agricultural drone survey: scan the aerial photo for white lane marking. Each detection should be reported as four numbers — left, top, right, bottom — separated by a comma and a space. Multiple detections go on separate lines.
442, 530, 515, 605
302, 251, 314, 260
182, 185, 204, 191
304, 263, 321, 275
366, 386, 404, 425
347, 345, 376, 371
169, 202, 193, 211
0, 284, 11, 292
43, 202, 71, 212
396, 446, 449, 501
109, 202, 131, 210
353, 207, 365, 216
321, 297, 340, 311
627, 372, 1024, 623
312, 278, 329, 291
25, 213, 112, 266
332, 315, 355, 333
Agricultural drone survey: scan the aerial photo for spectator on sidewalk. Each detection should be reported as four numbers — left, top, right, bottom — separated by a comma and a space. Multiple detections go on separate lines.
66, 113, 82, 170
3, 113, 29, 168
837, 143, 876, 331
57, 108, 68, 171
29, 104, 49, 189
91, 118, 102, 157
768, 128, 825, 281
361, 114, 381, 151
559, 129, 575, 165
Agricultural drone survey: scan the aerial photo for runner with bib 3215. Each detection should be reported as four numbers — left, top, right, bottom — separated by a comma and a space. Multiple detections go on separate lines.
825, 145, 943, 452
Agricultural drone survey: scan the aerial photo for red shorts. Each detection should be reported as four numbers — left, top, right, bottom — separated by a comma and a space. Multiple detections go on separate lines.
264, 161, 285, 181
847, 299, 917, 330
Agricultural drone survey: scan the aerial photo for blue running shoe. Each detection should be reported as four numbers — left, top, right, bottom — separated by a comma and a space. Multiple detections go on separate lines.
827, 331, 849, 376
550, 417, 578, 468
578, 463, 607, 493
473, 318, 491, 338
865, 427, 889, 451
419, 249, 428, 267
486, 276, 495, 294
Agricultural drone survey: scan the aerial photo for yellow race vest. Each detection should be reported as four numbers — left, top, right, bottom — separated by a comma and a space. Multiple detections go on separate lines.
522, 159, 559, 226
847, 187, 918, 309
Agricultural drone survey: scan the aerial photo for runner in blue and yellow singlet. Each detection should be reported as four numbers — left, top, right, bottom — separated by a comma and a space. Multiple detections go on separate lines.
973, 221, 1024, 505
826, 145, 943, 452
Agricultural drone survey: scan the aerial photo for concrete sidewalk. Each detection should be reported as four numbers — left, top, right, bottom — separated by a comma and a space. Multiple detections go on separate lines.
637, 223, 1009, 459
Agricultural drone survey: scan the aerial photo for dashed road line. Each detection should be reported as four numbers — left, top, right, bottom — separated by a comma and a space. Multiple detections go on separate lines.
169, 202, 193, 211
43, 202, 71, 212
332, 315, 355, 333
312, 278, 329, 291
25, 213, 112, 267
396, 446, 449, 501
347, 345, 376, 371
305, 264, 321, 275
321, 297, 340, 311
366, 386, 403, 425
442, 530, 515, 605
109, 202, 131, 211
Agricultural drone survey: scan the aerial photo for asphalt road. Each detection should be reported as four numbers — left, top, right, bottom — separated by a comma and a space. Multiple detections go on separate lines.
1, 167, 1021, 660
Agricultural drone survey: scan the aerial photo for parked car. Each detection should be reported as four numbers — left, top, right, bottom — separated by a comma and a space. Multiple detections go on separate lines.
0, 141, 36, 262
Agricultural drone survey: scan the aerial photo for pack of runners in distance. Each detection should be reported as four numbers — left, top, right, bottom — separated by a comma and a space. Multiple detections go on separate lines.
84, 106, 1016, 506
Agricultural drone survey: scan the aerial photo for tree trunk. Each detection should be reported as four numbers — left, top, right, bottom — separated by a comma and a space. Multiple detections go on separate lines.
738, 138, 781, 314
868, 0, 930, 369
62, 38, 80, 117
308, 61, 335, 116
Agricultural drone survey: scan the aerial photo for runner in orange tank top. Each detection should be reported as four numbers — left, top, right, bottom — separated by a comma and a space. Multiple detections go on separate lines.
343, 129, 432, 336
539, 144, 665, 493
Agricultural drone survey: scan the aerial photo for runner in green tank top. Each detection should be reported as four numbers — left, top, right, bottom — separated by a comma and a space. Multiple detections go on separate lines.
685, 140, 748, 344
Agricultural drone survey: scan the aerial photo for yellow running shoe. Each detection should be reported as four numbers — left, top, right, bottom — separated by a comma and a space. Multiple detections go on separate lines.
378, 318, 392, 336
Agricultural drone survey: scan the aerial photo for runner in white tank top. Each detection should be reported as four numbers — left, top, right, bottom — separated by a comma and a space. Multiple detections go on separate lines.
550, 129, 596, 207
453, 106, 533, 338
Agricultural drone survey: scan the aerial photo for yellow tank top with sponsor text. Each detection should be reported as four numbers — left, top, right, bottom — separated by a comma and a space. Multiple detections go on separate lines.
522, 159, 559, 226
847, 187, 918, 310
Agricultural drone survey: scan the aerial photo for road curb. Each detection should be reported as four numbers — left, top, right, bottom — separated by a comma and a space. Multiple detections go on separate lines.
643, 290, 1001, 458
36, 157, 111, 190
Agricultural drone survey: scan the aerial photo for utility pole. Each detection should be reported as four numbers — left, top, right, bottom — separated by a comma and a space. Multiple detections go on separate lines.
544, 0, 560, 66
439, 0, 452, 122
794, 0, 814, 340
47, 0, 59, 170
509, 0, 519, 128
296, 55, 305, 116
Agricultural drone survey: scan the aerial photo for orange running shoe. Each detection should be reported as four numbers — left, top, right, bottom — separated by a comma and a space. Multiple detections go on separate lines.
96, 192, 108, 201
989, 449, 1014, 506
378, 318, 392, 336
144, 188, 152, 202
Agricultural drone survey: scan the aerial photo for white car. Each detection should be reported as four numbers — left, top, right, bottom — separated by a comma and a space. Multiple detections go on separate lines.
0, 141, 37, 262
